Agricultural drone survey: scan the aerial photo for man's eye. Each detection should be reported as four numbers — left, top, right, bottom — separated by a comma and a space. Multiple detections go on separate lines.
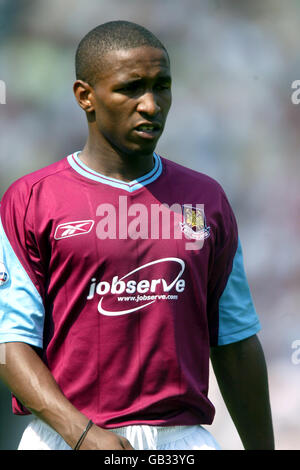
116, 83, 140, 92
155, 82, 171, 91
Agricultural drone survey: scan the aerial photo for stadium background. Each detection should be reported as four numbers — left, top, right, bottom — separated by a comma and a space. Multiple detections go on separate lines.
0, 0, 299, 450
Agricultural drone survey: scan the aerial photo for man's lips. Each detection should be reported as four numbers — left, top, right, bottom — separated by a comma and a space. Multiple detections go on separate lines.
133, 121, 163, 139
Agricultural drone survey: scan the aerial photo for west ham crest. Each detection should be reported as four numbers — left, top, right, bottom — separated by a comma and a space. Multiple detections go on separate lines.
180, 205, 210, 241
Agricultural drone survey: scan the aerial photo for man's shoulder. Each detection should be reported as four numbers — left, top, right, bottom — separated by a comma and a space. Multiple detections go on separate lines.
3, 157, 69, 195
161, 155, 224, 192
1, 156, 70, 209
12, 157, 69, 189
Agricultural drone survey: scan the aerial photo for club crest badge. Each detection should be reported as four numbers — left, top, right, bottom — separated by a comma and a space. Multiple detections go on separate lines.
0, 262, 9, 286
180, 205, 210, 241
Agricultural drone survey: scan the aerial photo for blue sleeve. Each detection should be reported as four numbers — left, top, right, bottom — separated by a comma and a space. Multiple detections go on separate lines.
0, 218, 45, 348
217, 238, 261, 345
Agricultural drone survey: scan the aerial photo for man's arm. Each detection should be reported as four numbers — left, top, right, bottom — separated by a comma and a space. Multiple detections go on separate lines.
0, 342, 134, 450
210, 334, 274, 450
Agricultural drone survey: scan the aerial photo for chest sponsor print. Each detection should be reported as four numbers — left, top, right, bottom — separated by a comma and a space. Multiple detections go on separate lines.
87, 257, 186, 316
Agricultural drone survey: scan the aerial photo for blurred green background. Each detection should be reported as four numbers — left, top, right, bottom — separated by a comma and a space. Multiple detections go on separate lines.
0, 0, 300, 450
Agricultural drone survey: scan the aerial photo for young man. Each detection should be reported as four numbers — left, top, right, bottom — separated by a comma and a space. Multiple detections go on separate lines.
0, 21, 274, 450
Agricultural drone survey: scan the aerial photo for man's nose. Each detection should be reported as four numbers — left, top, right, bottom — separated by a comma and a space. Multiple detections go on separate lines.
137, 92, 160, 116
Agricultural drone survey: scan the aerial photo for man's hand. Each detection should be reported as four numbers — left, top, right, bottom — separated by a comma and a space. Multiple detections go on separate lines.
78, 426, 134, 450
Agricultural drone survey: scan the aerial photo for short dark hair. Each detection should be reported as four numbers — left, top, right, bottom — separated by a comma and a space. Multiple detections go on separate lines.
75, 20, 169, 86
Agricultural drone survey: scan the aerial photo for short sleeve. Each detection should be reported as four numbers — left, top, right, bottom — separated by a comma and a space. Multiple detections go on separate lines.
207, 189, 261, 347
217, 238, 261, 346
0, 183, 45, 348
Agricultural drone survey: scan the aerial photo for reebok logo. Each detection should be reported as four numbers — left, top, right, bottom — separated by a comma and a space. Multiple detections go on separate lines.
54, 220, 94, 240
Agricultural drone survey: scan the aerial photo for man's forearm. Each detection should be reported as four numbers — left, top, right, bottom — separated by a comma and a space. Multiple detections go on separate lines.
210, 334, 275, 450
0, 342, 90, 448
0, 342, 134, 450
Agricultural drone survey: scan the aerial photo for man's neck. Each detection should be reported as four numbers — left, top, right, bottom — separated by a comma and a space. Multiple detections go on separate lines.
78, 141, 155, 183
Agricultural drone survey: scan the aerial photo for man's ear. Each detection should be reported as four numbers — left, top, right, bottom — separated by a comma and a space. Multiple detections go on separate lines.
73, 80, 94, 113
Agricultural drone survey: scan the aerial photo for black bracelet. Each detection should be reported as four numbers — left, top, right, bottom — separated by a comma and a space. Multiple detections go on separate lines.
73, 419, 94, 450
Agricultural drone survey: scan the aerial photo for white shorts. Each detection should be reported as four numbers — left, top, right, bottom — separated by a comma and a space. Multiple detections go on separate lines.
18, 417, 221, 450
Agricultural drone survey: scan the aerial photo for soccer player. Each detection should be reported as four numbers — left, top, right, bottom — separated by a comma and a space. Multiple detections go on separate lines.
0, 21, 274, 450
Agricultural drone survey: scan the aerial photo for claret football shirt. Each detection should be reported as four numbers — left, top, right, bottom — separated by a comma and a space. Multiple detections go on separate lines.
0, 152, 260, 427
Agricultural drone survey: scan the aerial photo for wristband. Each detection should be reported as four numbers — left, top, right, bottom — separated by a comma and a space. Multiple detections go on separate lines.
73, 419, 94, 450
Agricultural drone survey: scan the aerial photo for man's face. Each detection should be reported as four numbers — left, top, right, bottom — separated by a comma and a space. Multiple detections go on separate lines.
88, 46, 172, 157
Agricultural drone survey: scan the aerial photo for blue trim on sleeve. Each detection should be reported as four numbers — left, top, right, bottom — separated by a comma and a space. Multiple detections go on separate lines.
218, 238, 261, 345
0, 219, 45, 347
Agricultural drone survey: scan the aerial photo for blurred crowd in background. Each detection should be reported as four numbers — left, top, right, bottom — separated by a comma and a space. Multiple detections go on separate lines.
0, 0, 299, 450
